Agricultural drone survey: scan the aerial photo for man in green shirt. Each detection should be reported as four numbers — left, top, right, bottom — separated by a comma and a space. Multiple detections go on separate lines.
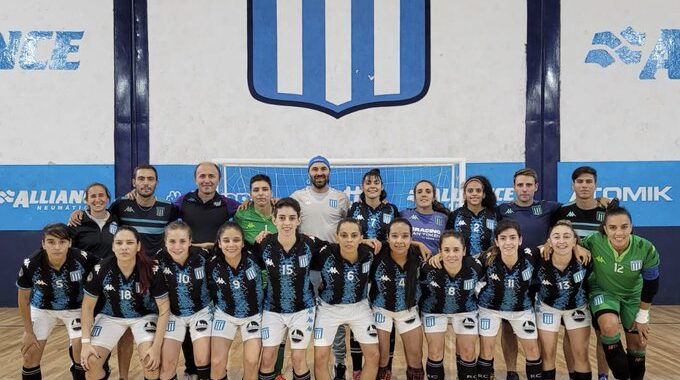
235, 174, 277, 244
581, 205, 660, 380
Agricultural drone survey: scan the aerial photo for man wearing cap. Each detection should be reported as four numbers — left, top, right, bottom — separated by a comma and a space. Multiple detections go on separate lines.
291, 156, 350, 243
291, 156, 350, 380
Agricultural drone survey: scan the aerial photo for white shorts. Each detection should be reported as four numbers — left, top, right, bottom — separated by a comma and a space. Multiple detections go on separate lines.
90, 314, 158, 350
30, 306, 82, 341
422, 311, 479, 335
314, 300, 378, 346
536, 302, 591, 333
477, 307, 538, 340
165, 306, 213, 342
261, 307, 315, 349
373, 307, 421, 334
212, 309, 263, 342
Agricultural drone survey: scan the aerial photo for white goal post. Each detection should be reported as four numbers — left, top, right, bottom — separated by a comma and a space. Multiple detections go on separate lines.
212, 158, 466, 210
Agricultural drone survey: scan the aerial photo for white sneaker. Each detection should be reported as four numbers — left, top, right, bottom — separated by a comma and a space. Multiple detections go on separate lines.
183, 374, 199, 380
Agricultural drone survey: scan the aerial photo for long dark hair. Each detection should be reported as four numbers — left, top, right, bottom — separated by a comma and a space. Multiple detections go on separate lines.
387, 218, 420, 308
413, 180, 450, 216
213, 221, 246, 256
463, 176, 496, 210
438, 230, 467, 253
360, 168, 387, 202
113, 226, 154, 294
483, 219, 522, 266
599, 199, 632, 235
84, 183, 111, 211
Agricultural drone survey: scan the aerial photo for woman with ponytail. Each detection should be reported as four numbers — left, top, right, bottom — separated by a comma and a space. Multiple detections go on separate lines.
400, 180, 449, 256
370, 218, 424, 380
447, 176, 497, 257
80, 226, 170, 380
582, 201, 660, 380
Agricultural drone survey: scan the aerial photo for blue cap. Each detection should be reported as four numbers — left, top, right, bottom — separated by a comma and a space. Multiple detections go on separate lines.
308, 155, 330, 170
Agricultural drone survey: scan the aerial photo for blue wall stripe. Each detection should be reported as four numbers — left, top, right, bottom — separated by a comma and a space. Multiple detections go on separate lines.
302, 0, 325, 100
351, 0, 374, 102
113, 0, 150, 198
525, 0, 560, 201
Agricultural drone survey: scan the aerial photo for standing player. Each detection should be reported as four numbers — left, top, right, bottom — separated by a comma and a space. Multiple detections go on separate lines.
447, 176, 497, 257
208, 222, 264, 380
80, 226, 171, 380
400, 180, 448, 255
157, 222, 213, 380
581, 204, 660, 380
536, 221, 592, 380
370, 218, 424, 380
17, 223, 98, 380
255, 198, 323, 380
312, 219, 381, 380
173, 162, 241, 249
476, 220, 543, 380
495, 168, 559, 380
69, 183, 119, 259
346, 168, 398, 378
235, 174, 277, 246
553, 166, 609, 380
291, 156, 350, 379
421, 231, 483, 380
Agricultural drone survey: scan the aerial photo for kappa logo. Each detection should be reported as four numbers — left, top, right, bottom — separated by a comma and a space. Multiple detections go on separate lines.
585, 26, 680, 79
248, 0, 430, 118
124, 206, 134, 213
429, 281, 440, 288
265, 258, 275, 267
355, 214, 365, 220
104, 284, 115, 291
163, 267, 173, 275
215, 277, 227, 285
24, 258, 30, 268
457, 220, 467, 226
566, 211, 577, 218
504, 208, 513, 215
328, 266, 340, 275
380, 275, 391, 282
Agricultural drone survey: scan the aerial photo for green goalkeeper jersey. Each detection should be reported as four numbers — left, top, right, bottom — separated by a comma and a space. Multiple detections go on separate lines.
581, 233, 660, 299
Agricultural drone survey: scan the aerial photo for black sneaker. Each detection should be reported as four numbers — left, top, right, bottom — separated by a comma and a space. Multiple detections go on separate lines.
506, 371, 520, 380
334, 364, 347, 380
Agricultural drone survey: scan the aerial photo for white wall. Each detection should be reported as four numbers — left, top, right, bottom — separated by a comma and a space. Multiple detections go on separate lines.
0, 0, 114, 164
561, 0, 680, 161
147, 0, 526, 164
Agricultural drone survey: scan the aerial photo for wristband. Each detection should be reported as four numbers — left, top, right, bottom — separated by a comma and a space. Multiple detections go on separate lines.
81, 338, 91, 343
635, 309, 650, 324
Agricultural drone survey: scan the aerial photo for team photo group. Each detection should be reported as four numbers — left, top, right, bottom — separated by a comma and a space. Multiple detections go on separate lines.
17, 156, 660, 380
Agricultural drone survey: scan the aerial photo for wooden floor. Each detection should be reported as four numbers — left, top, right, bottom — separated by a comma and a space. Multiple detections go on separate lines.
1, 307, 679, 379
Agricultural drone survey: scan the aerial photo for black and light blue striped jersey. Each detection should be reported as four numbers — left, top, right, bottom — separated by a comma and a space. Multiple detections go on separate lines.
311, 243, 374, 305
536, 256, 590, 310
84, 257, 168, 318
156, 247, 212, 317
17, 248, 98, 310
553, 202, 606, 238
207, 251, 264, 318
447, 207, 497, 256
478, 247, 539, 312
419, 255, 483, 314
109, 198, 179, 255
369, 247, 422, 312
256, 233, 321, 313
348, 199, 399, 241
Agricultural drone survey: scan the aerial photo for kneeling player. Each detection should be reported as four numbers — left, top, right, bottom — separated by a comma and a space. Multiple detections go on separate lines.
17, 223, 98, 380
157, 222, 213, 380
208, 222, 264, 380
80, 226, 170, 380
536, 221, 591, 380
424, 231, 483, 380
312, 219, 381, 380
476, 221, 542, 380
370, 218, 424, 380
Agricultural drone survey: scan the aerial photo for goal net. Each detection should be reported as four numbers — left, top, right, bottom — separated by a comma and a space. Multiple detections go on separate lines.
212, 158, 466, 211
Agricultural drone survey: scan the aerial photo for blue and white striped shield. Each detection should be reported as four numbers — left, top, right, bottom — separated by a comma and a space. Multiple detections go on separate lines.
542, 313, 554, 325
248, 0, 430, 118
480, 318, 491, 330
630, 260, 642, 271
463, 279, 475, 290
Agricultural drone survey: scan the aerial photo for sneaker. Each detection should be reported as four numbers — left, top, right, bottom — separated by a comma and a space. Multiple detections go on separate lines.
506, 371, 519, 380
275, 375, 287, 380
334, 364, 347, 380
352, 370, 362, 380
377, 369, 392, 380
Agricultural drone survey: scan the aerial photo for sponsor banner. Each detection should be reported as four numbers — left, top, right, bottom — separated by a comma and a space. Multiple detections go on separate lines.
0, 165, 114, 230
558, 161, 679, 227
